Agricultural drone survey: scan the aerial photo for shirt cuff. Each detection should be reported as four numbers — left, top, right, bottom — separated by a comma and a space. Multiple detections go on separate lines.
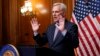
34, 32, 38, 36
61, 29, 67, 36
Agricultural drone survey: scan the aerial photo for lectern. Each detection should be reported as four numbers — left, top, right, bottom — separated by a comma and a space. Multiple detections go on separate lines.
17, 45, 63, 56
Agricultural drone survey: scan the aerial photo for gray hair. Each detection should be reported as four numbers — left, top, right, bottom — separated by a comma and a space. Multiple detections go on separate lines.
53, 3, 67, 12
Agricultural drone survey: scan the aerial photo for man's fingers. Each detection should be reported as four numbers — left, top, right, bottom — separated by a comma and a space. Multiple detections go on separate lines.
55, 23, 59, 28
39, 24, 40, 26
30, 18, 40, 27
33, 18, 37, 22
31, 17, 38, 24
31, 18, 35, 24
30, 19, 34, 25
59, 15, 64, 22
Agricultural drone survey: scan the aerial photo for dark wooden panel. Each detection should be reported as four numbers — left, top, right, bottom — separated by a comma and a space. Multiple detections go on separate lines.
66, 0, 73, 20
17, 0, 35, 45
2, 0, 10, 45
2, 0, 18, 46
0, 0, 2, 46
9, 0, 18, 45
1, 0, 74, 46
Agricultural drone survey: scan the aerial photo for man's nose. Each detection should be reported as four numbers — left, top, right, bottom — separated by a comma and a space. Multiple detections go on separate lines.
53, 12, 56, 16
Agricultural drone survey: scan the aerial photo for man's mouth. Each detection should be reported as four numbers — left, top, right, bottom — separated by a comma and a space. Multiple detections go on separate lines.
53, 16, 56, 18
53, 17, 57, 18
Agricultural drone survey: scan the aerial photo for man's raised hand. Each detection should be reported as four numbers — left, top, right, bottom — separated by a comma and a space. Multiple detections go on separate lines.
30, 18, 40, 32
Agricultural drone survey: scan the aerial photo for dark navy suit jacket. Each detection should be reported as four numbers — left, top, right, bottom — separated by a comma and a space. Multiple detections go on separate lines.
34, 20, 79, 56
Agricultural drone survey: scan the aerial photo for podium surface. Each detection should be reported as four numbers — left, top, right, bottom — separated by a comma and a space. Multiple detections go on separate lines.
17, 45, 65, 56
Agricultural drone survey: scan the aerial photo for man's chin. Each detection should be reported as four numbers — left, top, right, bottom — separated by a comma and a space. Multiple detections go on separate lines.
53, 20, 57, 22
53, 19, 58, 22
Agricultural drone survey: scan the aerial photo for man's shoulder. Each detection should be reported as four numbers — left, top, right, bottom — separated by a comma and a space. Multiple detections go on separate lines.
65, 20, 78, 29
48, 23, 55, 27
46, 23, 55, 30
65, 20, 77, 26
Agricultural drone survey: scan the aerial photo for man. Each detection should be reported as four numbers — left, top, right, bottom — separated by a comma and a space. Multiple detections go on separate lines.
31, 3, 79, 56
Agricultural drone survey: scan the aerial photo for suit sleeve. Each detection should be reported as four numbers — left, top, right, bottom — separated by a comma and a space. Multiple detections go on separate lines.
67, 24, 79, 48
33, 33, 48, 46
33, 25, 52, 47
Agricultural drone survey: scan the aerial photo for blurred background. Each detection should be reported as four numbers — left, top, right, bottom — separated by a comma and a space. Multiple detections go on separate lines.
0, 0, 74, 46
0, 0, 100, 56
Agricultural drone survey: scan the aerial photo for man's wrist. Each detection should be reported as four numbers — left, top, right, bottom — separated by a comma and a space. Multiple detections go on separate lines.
34, 31, 38, 36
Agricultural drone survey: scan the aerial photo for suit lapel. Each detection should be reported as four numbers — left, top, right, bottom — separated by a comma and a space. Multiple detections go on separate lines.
52, 30, 64, 45
51, 20, 69, 46
49, 25, 56, 46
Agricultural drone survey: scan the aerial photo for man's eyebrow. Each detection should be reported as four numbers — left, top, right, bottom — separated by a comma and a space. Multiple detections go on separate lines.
52, 11, 59, 12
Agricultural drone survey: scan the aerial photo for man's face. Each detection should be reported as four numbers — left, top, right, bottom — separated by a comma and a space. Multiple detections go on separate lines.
52, 6, 63, 22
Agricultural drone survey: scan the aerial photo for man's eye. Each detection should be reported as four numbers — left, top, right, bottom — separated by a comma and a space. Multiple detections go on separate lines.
55, 11, 60, 13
